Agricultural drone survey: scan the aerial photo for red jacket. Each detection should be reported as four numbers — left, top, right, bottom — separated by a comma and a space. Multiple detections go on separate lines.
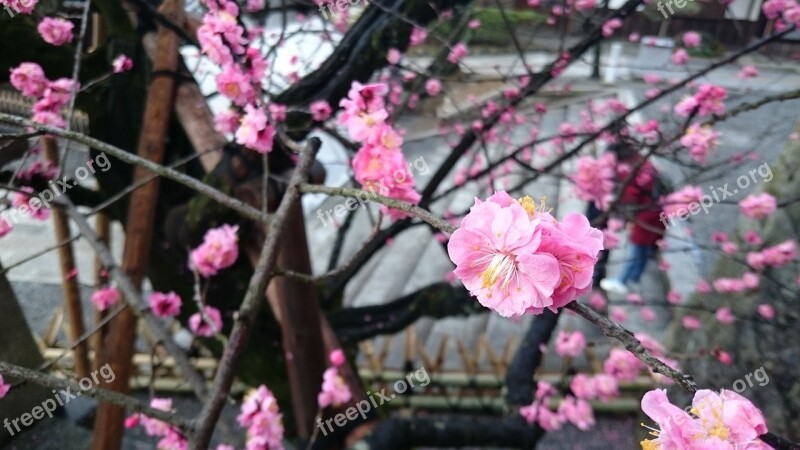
619, 161, 665, 246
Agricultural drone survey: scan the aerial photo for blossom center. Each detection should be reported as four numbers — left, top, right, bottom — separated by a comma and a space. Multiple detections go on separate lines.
481, 252, 517, 290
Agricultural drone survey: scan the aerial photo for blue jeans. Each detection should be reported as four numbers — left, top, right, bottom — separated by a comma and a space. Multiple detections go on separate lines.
619, 244, 655, 284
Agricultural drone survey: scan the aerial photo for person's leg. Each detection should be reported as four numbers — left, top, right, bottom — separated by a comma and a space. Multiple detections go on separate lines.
625, 244, 655, 284
619, 243, 647, 284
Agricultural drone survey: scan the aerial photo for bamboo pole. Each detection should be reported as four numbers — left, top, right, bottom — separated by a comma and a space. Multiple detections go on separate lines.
43, 138, 91, 379
91, 0, 183, 448
91, 212, 110, 372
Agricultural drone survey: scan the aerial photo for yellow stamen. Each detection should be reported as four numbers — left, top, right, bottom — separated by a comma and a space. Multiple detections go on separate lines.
481, 253, 516, 290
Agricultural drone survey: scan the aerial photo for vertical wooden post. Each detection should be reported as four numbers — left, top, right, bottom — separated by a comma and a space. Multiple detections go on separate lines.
265, 202, 327, 438
92, 212, 110, 371
43, 138, 91, 379
90, 1, 182, 448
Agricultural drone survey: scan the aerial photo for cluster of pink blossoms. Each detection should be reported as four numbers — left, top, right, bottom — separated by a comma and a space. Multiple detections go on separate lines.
0, 375, 10, 399
317, 349, 352, 408
189, 224, 239, 277
675, 84, 728, 118
746, 239, 796, 270
149, 291, 183, 318
125, 398, 188, 450
447, 191, 604, 317
640, 389, 769, 449
571, 153, 616, 210
37, 17, 73, 46
197, 0, 275, 154
237, 385, 285, 450
91, 286, 119, 311
342, 82, 422, 221
661, 186, 703, 217
739, 193, 777, 220
712, 272, 760, 293
9, 62, 77, 129
680, 125, 720, 164
762, 0, 800, 30
188, 305, 223, 337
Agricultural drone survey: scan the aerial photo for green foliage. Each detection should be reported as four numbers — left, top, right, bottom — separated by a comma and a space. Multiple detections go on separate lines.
437, 6, 544, 47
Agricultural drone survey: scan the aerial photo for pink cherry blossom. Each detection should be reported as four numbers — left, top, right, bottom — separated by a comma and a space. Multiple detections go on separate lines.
215, 65, 254, 106
112, 54, 134, 73
12, 188, 50, 220
447, 43, 468, 64
558, 396, 595, 430
575, 0, 596, 11
738, 65, 759, 79
570, 374, 596, 400
425, 78, 442, 96
671, 48, 689, 65
409, 27, 427, 46
682, 315, 701, 330
37, 17, 74, 46
641, 307, 657, 322
0, 219, 12, 239
682, 31, 701, 48
680, 124, 719, 163
330, 349, 346, 367
1, 0, 38, 14
235, 104, 275, 154
237, 385, 284, 450
555, 330, 586, 357
601, 18, 622, 37
588, 291, 606, 309
603, 348, 642, 381
189, 224, 239, 277
309, 100, 332, 121
537, 212, 604, 310
739, 193, 777, 219
572, 153, 616, 210
317, 367, 352, 408
0, 375, 10, 399
91, 286, 119, 311
386, 47, 401, 64
9, 63, 48, 98
149, 291, 182, 318
592, 374, 619, 401
757, 304, 775, 319
214, 110, 240, 134
189, 305, 223, 337
715, 307, 736, 325
744, 230, 763, 245
717, 350, 733, 365
447, 192, 561, 317
666, 290, 682, 305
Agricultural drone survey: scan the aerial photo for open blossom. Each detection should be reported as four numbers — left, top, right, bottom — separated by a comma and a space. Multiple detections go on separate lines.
215, 65, 254, 106
447, 192, 563, 317
641, 389, 768, 449
716, 307, 736, 325
757, 304, 775, 319
739, 193, 777, 219
738, 65, 759, 79
520, 381, 564, 431
747, 240, 796, 269
425, 78, 442, 96
409, 27, 427, 46
149, 291, 182, 318
572, 153, 616, 210
12, 188, 50, 220
112, 54, 133, 73
558, 396, 595, 430
190, 224, 239, 277
661, 186, 703, 216
0, 375, 10, 399
317, 367, 352, 408
189, 305, 223, 337
536, 211, 603, 311
447, 42, 468, 64
235, 104, 275, 154
603, 348, 643, 381
0, 220, 12, 239
680, 124, 719, 163
37, 17, 74, 46
309, 100, 332, 121
602, 18, 622, 37
555, 330, 586, 357
671, 48, 689, 65
238, 385, 284, 450
91, 287, 119, 311
9, 63, 48, 98
682, 31, 701, 48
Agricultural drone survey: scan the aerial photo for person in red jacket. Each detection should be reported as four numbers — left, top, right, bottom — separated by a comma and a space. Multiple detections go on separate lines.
600, 144, 666, 295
